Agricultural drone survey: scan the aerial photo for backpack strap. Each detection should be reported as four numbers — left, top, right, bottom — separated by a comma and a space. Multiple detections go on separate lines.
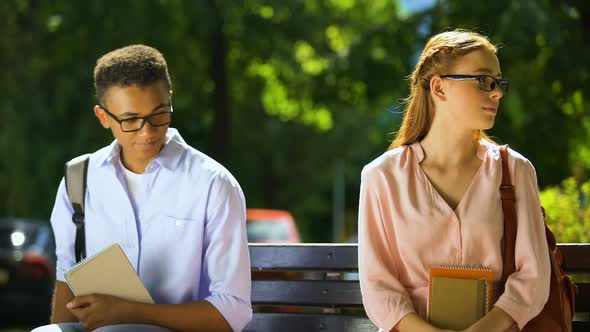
499, 145, 517, 281
64, 153, 91, 263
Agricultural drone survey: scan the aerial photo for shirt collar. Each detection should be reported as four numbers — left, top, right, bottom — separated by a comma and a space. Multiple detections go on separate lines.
97, 128, 187, 170
479, 138, 501, 161
155, 128, 187, 170
409, 138, 495, 163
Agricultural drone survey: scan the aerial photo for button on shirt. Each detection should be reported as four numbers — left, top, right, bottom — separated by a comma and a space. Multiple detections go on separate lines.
51, 128, 252, 331
358, 140, 550, 331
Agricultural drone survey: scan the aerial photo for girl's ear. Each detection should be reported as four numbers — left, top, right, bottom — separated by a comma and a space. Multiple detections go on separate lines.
94, 105, 111, 129
430, 75, 447, 102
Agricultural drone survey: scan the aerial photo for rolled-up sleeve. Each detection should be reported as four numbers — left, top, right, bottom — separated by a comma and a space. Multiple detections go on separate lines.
202, 172, 252, 332
358, 168, 415, 332
494, 158, 550, 329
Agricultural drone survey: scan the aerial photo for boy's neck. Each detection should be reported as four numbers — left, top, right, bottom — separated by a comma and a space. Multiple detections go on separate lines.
120, 151, 153, 174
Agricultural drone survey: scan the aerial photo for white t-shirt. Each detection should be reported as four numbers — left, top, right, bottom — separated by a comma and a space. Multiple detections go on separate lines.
120, 159, 148, 214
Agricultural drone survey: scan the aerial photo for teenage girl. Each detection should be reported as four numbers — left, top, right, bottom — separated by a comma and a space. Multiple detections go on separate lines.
358, 30, 550, 332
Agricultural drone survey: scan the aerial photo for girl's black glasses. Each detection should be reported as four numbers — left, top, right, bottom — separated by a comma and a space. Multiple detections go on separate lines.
440, 75, 509, 94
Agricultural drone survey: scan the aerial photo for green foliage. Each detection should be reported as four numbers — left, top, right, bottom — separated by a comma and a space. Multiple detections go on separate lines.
540, 178, 590, 243
427, 0, 590, 245
0, 0, 588, 242
429, 0, 590, 187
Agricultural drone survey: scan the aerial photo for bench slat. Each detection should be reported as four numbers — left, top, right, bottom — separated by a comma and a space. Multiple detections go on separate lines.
573, 321, 590, 330
252, 280, 362, 306
244, 313, 590, 332
244, 313, 375, 332
576, 283, 590, 312
558, 244, 590, 271
249, 244, 590, 271
249, 244, 358, 271
247, 243, 590, 331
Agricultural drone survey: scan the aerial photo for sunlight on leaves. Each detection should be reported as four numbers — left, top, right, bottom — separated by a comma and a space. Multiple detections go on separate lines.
248, 61, 333, 131
562, 90, 585, 116
328, 0, 355, 11
47, 15, 62, 32
294, 41, 329, 75
540, 178, 590, 243
258, 5, 274, 19
326, 25, 353, 56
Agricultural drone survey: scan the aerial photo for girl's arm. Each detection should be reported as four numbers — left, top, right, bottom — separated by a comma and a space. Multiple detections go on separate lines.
490, 155, 551, 329
398, 312, 457, 332
358, 167, 432, 332
462, 307, 517, 332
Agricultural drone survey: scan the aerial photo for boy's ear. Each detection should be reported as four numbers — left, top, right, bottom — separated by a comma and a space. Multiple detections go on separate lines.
94, 105, 110, 129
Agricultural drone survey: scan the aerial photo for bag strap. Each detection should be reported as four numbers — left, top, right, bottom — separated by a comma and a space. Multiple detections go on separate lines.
64, 153, 91, 263
499, 145, 517, 281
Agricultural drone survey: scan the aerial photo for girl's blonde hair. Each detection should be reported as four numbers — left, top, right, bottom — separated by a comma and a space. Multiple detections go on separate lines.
389, 30, 498, 149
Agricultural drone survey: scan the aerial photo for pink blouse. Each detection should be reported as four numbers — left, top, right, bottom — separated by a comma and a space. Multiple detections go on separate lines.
358, 140, 550, 331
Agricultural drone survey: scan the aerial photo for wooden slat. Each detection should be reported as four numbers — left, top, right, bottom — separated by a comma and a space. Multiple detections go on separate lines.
246, 243, 590, 331
252, 280, 362, 306
251, 281, 590, 312
573, 320, 590, 331
244, 313, 590, 332
249, 244, 590, 271
249, 244, 358, 271
558, 244, 590, 271
576, 283, 590, 312
244, 313, 375, 332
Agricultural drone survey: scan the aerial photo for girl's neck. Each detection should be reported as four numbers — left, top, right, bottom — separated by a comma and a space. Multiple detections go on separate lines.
419, 116, 480, 168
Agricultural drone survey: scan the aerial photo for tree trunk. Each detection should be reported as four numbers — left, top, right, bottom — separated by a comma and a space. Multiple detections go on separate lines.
207, 0, 229, 163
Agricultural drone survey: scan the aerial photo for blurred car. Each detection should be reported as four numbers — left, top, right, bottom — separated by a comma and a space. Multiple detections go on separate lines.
0, 218, 56, 324
246, 209, 300, 243
246, 209, 302, 313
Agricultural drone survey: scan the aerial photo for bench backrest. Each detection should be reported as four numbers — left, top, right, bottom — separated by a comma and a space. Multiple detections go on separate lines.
244, 243, 590, 332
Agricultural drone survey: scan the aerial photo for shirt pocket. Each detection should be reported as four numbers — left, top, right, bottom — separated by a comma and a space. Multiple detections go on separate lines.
158, 215, 204, 244
140, 215, 205, 260
139, 215, 204, 294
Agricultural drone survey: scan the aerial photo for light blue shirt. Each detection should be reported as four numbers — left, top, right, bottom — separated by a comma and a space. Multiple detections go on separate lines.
50, 128, 252, 331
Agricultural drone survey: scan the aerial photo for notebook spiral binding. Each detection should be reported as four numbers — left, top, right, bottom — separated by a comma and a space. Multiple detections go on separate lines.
66, 243, 117, 275
431, 264, 493, 271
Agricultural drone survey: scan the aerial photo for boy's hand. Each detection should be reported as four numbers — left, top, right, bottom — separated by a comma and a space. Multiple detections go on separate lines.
67, 294, 137, 330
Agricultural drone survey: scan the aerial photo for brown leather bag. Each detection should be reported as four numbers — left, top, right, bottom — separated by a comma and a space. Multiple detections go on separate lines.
499, 146, 577, 331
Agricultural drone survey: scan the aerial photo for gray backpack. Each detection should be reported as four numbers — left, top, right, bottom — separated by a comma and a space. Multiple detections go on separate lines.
64, 154, 91, 263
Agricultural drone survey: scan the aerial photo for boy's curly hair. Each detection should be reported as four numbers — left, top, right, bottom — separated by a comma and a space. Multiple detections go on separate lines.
93, 44, 171, 103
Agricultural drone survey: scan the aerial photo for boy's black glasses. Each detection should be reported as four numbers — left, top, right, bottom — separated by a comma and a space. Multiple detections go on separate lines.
440, 75, 509, 94
99, 102, 173, 132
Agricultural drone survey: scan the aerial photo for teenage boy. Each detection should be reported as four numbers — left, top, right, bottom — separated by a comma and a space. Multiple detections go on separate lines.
33, 45, 251, 332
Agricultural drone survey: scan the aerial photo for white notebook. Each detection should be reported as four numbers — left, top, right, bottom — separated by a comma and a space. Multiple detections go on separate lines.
64, 243, 154, 304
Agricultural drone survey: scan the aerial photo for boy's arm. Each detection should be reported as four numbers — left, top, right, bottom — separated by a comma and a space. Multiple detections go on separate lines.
49, 177, 78, 324
66, 172, 251, 331
50, 281, 77, 323
67, 295, 231, 332
136, 301, 231, 332
199, 173, 252, 330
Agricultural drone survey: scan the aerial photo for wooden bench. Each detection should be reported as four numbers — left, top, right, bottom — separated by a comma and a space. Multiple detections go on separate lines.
244, 243, 590, 332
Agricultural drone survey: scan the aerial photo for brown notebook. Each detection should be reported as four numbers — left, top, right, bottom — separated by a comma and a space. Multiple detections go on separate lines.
428, 265, 493, 330
64, 243, 154, 304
